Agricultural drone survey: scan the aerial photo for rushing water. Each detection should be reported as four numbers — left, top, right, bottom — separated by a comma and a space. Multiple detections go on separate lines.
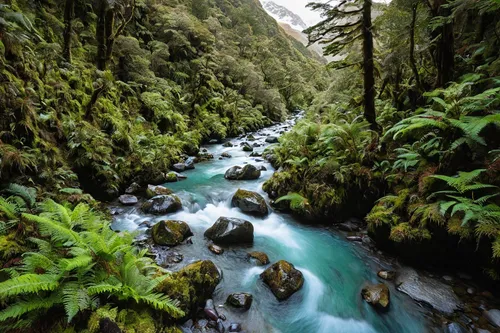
112, 115, 432, 333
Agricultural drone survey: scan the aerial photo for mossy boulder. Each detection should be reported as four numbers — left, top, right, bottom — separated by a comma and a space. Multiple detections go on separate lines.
361, 283, 390, 309
248, 251, 270, 265
204, 217, 254, 244
224, 165, 261, 180
146, 184, 173, 198
165, 172, 179, 183
152, 220, 193, 246
226, 293, 253, 310
141, 195, 182, 215
158, 260, 221, 318
242, 143, 254, 152
231, 189, 268, 216
265, 136, 279, 143
260, 260, 304, 300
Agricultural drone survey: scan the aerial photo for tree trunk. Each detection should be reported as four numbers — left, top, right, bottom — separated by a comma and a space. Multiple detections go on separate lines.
409, 2, 421, 91
431, 0, 454, 87
62, 0, 75, 63
105, 8, 115, 66
362, 0, 379, 131
96, 0, 108, 70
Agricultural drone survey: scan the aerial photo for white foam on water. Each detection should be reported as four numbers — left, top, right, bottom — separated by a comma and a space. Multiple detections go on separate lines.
242, 266, 265, 285
253, 213, 301, 249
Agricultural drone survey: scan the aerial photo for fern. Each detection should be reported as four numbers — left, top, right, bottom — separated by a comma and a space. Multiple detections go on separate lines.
0, 295, 58, 321
275, 193, 310, 212
0, 274, 60, 298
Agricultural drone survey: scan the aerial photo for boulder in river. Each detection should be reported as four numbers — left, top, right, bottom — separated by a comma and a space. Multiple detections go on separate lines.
184, 156, 196, 170
195, 153, 214, 163
222, 142, 234, 147
152, 220, 193, 246
224, 165, 261, 180
146, 184, 173, 198
118, 194, 138, 206
172, 163, 187, 172
227, 293, 253, 310
378, 270, 396, 281
141, 195, 182, 215
260, 260, 304, 300
484, 309, 500, 327
125, 182, 141, 194
395, 268, 461, 314
208, 244, 224, 255
204, 217, 254, 244
242, 143, 253, 152
165, 171, 179, 182
231, 189, 268, 216
204, 299, 219, 321
265, 136, 279, 143
361, 283, 390, 309
221, 152, 232, 158
158, 260, 221, 317
248, 251, 269, 265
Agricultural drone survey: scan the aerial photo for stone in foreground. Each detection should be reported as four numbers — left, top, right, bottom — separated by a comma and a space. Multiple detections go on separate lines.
227, 293, 253, 310
260, 260, 304, 300
204, 217, 254, 244
141, 194, 182, 215
231, 189, 268, 216
118, 194, 138, 206
361, 283, 390, 309
224, 165, 261, 180
152, 220, 193, 246
248, 251, 270, 265
146, 184, 172, 198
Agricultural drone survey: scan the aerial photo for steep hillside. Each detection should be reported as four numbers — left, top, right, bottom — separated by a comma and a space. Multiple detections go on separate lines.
0, 0, 328, 199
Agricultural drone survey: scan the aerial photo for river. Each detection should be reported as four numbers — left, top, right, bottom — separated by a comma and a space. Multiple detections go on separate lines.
111, 114, 432, 333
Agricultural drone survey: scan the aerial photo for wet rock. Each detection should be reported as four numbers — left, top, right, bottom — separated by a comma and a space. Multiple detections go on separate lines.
252, 143, 260, 147
242, 143, 253, 152
346, 236, 363, 242
172, 163, 187, 172
445, 322, 469, 333
138, 221, 151, 228
185, 157, 196, 170
250, 152, 262, 157
222, 142, 234, 147
265, 136, 278, 143
247, 135, 256, 141
195, 153, 215, 163
204, 299, 219, 321
361, 283, 390, 309
125, 182, 141, 194
338, 218, 363, 232
395, 268, 461, 314
118, 194, 138, 206
443, 275, 454, 282
228, 323, 242, 332
476, 329, 491, 333
218, 313, 226, 321
227, 293, 253, 310
99, 318, 122, 333
221, 152, 232, 158
260, 260, 304, 300
217, 319, 225, 333
248, 251, 270, 265
467, 287, 476, 295
209, 139, 219, 144
224, 165, 261, 180
208, 244, 224, 255
165, 171, 179, 182
164, 251, 184, 265
484, 309, 500, 327
378, 270, 396, 281
146, 184, 173, 198
158, 260, 221, 317
141, 195, 182, 215
152, 220, 193, 246
204, 217, 254, 244
109, 207, 123, 215
231, 189, 268, 216
173, 171, 188, 179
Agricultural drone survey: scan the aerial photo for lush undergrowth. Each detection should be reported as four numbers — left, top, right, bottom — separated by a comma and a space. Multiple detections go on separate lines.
0, 0, 328, 199
264, 0, 500, 277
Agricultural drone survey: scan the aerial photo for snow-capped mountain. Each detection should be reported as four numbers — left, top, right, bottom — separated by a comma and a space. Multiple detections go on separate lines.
261, 0, 308, 32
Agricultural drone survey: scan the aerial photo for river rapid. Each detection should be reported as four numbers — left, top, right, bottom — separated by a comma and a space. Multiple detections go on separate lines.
111, 114, 433, 333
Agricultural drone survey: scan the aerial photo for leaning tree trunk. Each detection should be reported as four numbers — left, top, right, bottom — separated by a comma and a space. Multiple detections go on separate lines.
96, 0, 108, 70
62, 0, 75, 62
362, 0, 379, 131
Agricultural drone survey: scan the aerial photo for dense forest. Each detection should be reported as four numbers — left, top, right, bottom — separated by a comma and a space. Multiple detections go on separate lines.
1, 0, 500, 332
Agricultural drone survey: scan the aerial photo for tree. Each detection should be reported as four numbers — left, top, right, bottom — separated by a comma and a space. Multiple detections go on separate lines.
62, 0, 75, 62
306, 0, 380, 131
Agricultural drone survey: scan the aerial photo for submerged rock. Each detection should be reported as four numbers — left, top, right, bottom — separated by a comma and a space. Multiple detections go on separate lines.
265, 136, 278, 143
224, 165, 261, 180
118, 194, 138, 206
227, 293, 253, 310
395, 268, 461, 314
260, 260, 304, 300
146, 184, 172, 198
208, 244, 224, 255
361, 283, 390, 309
248, 251, 270, 265
152, 220, 193, 246
231, 189, 268, 216
222, 142, 234, 147
204, 217, 254, 244
141, 195, 182, 215
158, 260, 221, 317
221, 152, 232, 158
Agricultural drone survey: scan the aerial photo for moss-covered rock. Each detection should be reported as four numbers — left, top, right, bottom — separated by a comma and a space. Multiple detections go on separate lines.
141, 195, 182, 215
226, 292, 253, 310
361, 283, 390, 309
158, 260, 221, 318
260, 260, 304, 300
231, 189, 268, 216
224, 165, 261, 180
165, 172, 179, 183
152, 220, 193, 246
146, 184, 173, 198
248, 251, 270, 265
204, 217, 254, 244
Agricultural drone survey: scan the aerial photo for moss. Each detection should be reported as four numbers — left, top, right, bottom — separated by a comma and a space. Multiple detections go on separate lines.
152, 220, 192, 246
165, 172, 178, 183
389, 223, 431, 243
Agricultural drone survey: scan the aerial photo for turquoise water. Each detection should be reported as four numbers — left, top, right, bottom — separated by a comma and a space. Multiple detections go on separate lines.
112, 117, 431, 333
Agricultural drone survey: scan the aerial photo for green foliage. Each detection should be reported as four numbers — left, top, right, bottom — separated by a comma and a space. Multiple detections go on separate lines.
275, 193, 310, 214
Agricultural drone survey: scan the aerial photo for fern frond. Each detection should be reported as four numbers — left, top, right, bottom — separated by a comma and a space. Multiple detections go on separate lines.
22, 213, 81, 245
0, 274, 59, 298
0, 295, 59, 321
